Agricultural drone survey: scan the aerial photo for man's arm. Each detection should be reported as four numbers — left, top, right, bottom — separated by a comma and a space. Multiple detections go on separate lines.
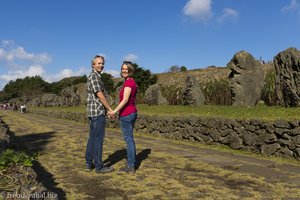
96, 91, 113, 112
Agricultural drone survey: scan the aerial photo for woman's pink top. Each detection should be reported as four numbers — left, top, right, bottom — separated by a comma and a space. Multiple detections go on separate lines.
119, 78, 137, 116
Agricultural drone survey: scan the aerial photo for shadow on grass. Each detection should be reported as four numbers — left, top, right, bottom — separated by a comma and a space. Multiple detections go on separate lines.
104, 149, 127, 167
136, 148, 151, 170
104, 148, 151, 170
8, 130, 67, 200
10, 131, 54, 153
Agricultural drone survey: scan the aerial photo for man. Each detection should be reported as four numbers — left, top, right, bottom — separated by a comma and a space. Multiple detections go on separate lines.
85, 55, 114, 173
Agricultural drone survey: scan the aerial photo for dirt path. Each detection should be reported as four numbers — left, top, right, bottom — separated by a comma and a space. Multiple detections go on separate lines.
1, 111, 300, 200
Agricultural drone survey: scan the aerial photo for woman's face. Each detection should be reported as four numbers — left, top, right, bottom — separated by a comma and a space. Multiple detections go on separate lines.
121, 64, 129, 78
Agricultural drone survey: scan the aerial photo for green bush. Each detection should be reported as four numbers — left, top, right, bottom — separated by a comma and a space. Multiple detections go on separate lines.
261, 69, 276, 106
101, 73, 115, 94
49, 75, 87, 94
180, 66, 187, 72
161, 85, 183, 105
3, 76, 50, 98
0, 149, 34, 170
201, 79, 232, 105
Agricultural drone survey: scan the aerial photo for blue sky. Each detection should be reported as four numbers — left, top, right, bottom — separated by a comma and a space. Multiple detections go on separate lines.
0, 0, 300, 90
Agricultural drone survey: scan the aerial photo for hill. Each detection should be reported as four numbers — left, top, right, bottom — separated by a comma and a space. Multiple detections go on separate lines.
155, 66, 230, 87
114, 62, 274, 88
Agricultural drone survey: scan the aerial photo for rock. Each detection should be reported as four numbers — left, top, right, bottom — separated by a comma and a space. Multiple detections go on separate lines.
261, 143, 280, 156
228, 50, 265, 106
41, 93, 62, 107
144, 84, 168, 105
0, 120, 10, 153
182, 75, 205, 106
274, 47, 300, 107
61, 85, 81, 106
75, 83, 87, 106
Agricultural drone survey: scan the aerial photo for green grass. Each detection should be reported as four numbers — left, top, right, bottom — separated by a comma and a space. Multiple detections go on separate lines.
29, 104, 300, 121
138, 104, 300, 121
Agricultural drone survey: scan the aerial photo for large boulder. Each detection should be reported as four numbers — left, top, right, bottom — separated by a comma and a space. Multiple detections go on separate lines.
182, 75, 205, 106
75, 83, 87, 106
228, 50, 265, 106
274, 47, 300, 107
41, 93, 63, 107
61, 85, 81, 106
144, 84, 168, 105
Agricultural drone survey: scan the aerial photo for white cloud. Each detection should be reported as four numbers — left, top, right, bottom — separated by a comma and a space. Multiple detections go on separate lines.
0, 40, 90, 90
0, 65, 46, 81
105, 69, 120, 78
217, 8, 239, 23
183, 0, 212, 22
123, 53, 138, 62
44, 67, 89, 83
0, 40, 54, 89
281, 0, 299, 12
0, 65, 89, 90
26, 65, 46, 77
0, 41, 51, 69
0, 41, 112, 90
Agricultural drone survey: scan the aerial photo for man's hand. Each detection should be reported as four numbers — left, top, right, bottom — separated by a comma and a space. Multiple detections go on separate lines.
107, 110, 116, 119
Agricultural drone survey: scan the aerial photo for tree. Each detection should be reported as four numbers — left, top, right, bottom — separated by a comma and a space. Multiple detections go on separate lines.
49, 75, 87, 94
131, 63, 157, 94
169, 65, 180, 72
101, 73, 115, 94
73, 75, 87, 85
3, 76, 50, 97
180, 66, 187, 72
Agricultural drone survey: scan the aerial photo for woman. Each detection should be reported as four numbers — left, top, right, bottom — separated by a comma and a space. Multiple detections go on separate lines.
111, 61, 138, 173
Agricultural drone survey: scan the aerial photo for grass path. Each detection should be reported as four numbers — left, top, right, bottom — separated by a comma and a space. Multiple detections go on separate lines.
1, 111, 300, 200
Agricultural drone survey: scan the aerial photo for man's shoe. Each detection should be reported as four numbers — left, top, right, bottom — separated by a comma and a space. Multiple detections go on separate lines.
86, 167, 92, 172
85, 164, 94, 172
119, 166, 135, 174
95, 166, 115, 174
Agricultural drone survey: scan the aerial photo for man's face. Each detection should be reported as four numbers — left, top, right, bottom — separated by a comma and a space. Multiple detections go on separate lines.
93, 57, 104, 73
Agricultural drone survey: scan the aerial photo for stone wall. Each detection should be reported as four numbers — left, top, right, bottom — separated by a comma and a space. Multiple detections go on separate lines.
0, 118, 10, 153
29, 109, 300, 160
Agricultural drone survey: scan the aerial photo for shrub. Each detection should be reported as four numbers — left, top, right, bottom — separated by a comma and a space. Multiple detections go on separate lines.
180, 66, 187, 72
101, 73, 115, 94
201, 79, 232, 105
0, 149, 34, 170
261, 69, 276, 105
161, 85, 183, 105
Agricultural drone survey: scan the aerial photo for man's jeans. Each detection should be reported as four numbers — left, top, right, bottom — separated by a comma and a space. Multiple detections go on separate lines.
120, 112, 137, 168
85, 114, 106, 170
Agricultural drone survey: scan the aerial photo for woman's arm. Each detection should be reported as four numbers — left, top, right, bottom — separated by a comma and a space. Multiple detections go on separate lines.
113, 86, 132, 114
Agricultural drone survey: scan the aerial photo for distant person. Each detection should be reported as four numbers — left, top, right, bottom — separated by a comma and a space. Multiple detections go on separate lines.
23, 104, 26, 113
109, 61, 138, 173
85, 55, 115, 174
13, 103, 18, 111
20, 104, 26, 113
20, 105, 24, 113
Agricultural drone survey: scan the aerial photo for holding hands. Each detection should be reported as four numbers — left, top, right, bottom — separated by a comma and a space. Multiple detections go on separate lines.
107, 109, 116, 120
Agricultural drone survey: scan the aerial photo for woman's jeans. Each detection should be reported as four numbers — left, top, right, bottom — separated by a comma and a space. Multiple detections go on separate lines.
120, 112, 137, 168
85, 114, 106, 170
